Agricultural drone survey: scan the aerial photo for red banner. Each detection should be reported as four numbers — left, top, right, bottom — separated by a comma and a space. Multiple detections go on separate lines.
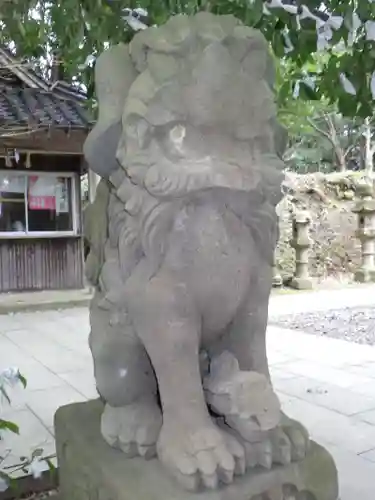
28, 176, 56, 211
28, 196, 56, 210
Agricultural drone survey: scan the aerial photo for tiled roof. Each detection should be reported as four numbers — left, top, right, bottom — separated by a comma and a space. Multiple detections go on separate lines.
0, 47, 93, 129
0, 85, 93, 129
0, 47, 50, 91
0, 47, 87, 100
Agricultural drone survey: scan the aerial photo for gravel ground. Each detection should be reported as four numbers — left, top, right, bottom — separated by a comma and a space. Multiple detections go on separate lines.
270, 306, 375, 346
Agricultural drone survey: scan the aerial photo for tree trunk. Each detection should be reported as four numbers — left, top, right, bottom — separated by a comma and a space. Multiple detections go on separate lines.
335, 148, 347, 172
51, 51, 64, 82
325, 114, 346, 172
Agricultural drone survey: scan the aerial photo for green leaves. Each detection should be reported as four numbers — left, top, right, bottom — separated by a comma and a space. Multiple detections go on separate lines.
0, 369, 26, 444
18, 372, 27, 389
0, 386, 11, 405
0, 419, 19, 435
0, 369, 54, 491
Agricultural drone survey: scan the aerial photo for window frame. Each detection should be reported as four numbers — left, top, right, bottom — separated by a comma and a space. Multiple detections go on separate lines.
0, 170, 79, 238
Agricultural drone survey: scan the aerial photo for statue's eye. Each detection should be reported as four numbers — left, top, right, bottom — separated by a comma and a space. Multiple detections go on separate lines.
169, 124, 186, 146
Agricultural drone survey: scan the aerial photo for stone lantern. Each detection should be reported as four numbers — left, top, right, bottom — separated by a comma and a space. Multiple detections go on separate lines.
353, 180, 375, 282
290, 210, 313, 290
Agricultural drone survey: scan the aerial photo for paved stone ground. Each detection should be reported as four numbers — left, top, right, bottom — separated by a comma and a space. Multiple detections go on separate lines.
1, 285, 375, 499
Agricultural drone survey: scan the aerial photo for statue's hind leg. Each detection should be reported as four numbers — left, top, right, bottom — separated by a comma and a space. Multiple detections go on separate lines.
89, 291, 162, 459
207, 263, 309, 469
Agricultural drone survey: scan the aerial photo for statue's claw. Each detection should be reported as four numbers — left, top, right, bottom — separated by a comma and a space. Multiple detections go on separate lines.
217, 416, 310, 471
156, 419, 245, 491
101, 398, 162, 459
205, 350, 310, 471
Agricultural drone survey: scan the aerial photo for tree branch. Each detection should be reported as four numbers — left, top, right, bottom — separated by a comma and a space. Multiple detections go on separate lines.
306, 116, 336, 145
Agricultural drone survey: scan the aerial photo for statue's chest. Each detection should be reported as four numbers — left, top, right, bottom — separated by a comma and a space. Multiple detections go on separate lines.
167, 202, 256, 335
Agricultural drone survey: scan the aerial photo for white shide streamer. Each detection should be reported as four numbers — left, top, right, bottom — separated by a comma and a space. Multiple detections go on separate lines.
265, 1, 375, 97
339, 73, 357, 95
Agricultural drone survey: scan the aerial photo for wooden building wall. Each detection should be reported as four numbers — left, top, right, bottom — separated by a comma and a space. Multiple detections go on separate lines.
0, 153, 83, 173
0, 238, 84, 292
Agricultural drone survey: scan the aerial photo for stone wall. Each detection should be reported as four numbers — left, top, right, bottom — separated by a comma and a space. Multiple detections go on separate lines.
275, 172, 370, 282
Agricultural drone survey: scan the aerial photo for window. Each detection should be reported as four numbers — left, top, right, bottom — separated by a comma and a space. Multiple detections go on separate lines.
27, 176, 73, 232
0, 174, 26, 232
0, 172, 77, 236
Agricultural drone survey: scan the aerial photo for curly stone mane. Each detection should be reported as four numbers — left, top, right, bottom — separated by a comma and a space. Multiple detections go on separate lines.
85, 12, 286, 309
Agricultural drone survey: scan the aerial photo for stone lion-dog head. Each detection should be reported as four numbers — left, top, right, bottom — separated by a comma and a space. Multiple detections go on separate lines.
84, 12, 286, 304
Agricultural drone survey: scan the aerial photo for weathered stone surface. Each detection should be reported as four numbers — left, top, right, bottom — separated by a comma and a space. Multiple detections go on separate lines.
55, 400, 339, 500
83, 43, 137, 178
83, 12, 336, 493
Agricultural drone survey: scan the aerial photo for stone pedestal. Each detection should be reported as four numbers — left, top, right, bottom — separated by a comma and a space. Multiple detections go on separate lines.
353, 181, 375, 283
290, 211, 313, 290
55, 400, 339, 500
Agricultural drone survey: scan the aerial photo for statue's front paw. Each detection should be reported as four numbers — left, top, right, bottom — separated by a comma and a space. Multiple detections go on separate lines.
217, 414, 309, 471
101, 398, 162, 459
157, 418, 245, 491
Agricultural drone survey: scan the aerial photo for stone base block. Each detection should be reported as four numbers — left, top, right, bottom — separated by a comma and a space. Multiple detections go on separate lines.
289, 277, 313, 290
55, 400, 339, 500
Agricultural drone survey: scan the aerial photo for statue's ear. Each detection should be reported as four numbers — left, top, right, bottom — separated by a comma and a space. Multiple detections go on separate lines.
84, 121, 122, 179
84, 43, 138, 179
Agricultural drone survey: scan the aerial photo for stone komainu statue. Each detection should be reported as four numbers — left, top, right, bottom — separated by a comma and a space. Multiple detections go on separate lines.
84, 12, 309, 492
